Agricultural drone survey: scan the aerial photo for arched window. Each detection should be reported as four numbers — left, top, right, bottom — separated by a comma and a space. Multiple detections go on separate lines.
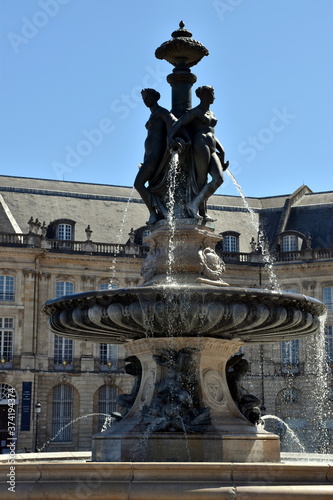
98, 385, 119, 430
47, 219, 75, 241
0, 384, 17, 453
47, 219, 75, 250
0, 276, 14, 301
280, 387, 300, 404
51, 384, 73, 442
323, 287, 333, 310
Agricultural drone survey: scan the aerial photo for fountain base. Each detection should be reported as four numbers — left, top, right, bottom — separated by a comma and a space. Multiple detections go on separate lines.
2, 456, 333, 499
93, 430, 280, 463
92, 337, 280, 462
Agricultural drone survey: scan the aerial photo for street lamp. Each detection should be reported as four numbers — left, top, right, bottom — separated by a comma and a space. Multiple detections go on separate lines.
34, 402, 41, 453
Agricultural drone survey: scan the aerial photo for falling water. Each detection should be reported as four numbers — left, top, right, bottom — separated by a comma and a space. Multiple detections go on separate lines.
180, 417, 191, 461
166, 151, 180, 284
226, 170, 280, 291
306, 314, 331, 452
226, 169, 331, 454
261, 414, 307, 454
38, 413, 115, 452
131, 425, 154, 461
110, 187, 135, 286
138, 294, 155, 338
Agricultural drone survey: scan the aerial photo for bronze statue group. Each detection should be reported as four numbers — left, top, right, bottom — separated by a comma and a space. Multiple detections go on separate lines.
134, 86, 229, 225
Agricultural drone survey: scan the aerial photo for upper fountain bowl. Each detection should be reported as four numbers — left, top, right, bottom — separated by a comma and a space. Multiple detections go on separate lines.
43, 285, 326, 344
155, 21, 209, 68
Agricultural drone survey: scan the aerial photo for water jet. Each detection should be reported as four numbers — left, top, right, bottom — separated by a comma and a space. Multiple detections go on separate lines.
34, 21, 333, 499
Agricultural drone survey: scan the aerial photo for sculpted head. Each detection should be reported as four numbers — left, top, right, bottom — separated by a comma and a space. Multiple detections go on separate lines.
196, 85, 215, 103
141, 88, 160, 107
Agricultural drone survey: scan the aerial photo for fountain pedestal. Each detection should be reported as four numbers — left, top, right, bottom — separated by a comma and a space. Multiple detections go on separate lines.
141, 219, 228, 285
92, 337, 280, 462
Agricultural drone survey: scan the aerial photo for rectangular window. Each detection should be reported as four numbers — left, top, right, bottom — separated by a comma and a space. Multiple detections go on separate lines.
325, 326, 333, 364
323, 287, 333, 311
54, 335, 73, 365
99, 344, 119, 367
281, 339, 300, 365
56, 281, 74, 298
0, 318, 14, 362
0, 276, 14, 301
100, 282, 118, 291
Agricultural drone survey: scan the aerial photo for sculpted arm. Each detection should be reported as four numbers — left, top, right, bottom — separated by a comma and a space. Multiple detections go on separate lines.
169, 108, 197, 140
215, 136, 229, 171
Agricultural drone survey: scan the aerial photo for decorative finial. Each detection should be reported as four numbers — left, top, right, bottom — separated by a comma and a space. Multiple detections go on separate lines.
171, 21, 192, 39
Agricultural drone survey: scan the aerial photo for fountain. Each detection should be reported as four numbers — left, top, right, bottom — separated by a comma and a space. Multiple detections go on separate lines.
23, 22, 333, 499
43, 22, 326, 466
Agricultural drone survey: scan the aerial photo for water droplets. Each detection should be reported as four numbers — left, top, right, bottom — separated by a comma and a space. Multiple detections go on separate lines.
38, 413, 116, 452
226, 169, 280, 291
110, 187, 135, 287
166, 151, 180, 283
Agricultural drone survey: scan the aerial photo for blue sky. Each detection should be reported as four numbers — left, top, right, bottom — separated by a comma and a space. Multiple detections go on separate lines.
0, 0, 332, 197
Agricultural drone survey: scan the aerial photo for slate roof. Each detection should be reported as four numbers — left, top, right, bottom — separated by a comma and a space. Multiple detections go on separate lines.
0, 175, 332, 250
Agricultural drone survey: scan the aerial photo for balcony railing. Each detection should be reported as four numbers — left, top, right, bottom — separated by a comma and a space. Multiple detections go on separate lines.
50, 239, 149, 257
0, 232, 149, 258
217, 251, 252, 263
0, 231, 332, 263
0, 233, 27, 246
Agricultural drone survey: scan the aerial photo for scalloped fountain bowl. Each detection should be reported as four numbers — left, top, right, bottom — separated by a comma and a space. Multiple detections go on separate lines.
43, 285, 325, 344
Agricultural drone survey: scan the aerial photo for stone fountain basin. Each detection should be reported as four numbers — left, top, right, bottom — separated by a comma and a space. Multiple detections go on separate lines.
43, 285, 325, 344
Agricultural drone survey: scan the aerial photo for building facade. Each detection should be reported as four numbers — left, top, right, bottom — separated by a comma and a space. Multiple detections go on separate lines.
0, 175, 332, 454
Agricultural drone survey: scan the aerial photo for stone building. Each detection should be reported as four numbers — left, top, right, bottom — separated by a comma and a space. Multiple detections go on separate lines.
0, 175, 332, 454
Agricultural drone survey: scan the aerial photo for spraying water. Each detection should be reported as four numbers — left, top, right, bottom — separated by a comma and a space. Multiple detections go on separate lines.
110, 186, 135, 286
226, 169, 280, 291
261, 414, 307, 454
38, 413, 115, 452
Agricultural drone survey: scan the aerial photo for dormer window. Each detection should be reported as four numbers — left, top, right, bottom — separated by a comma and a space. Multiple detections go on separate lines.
221, 231, 240, 253
47, 219, 76, 241
57, 223, 73, 241
279, 231, 305, 252
282, 235, 298, 252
